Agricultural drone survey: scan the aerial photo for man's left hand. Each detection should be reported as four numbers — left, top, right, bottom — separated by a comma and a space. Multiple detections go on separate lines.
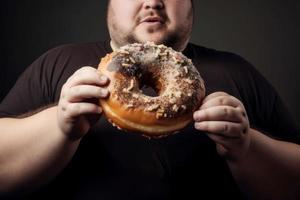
193, 92, 251, 162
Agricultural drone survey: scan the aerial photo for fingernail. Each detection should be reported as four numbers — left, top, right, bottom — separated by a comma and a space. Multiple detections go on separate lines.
100, 89, 109, 97
99, 75, 108, 83
193, 111, 202, 121
194, 123, 198, 129
194, 122, 201, 130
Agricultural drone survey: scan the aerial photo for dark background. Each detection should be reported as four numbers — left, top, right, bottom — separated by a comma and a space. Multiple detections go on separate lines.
1, 0, 299, 122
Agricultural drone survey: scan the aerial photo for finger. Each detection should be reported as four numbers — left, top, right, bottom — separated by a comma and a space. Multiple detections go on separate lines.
65, 66, 100, 83
194, 121, 247, 138
65, 85, 109, 102
73, 66, 99, 76
62, 102, 103, 119
201, 91, 229, 105
66, 72, 109, 88
193, 106, 244, 123
200, 95, 243, 110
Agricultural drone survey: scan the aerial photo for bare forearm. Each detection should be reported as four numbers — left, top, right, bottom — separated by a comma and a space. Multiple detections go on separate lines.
228, 129, 300, 199
0, 106, 80, 195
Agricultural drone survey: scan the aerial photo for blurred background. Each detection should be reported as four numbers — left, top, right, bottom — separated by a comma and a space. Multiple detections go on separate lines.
1, 0, 299, 122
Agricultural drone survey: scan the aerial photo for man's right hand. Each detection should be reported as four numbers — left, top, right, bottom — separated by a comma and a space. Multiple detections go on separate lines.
57, 66, 109, 140
0, 66, 109, 194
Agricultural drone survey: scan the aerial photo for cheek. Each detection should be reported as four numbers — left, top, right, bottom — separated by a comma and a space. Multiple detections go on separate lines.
167, 3, 192, 28
110, 1, 138, 25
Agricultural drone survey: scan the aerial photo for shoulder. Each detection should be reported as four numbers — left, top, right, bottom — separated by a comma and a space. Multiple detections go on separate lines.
186, 42, 279, 117
27, 41, 111, 101
32, 41, 112, 77
41, 41, 111, 60
186, 42, 267, 82
186, 43, 253, 69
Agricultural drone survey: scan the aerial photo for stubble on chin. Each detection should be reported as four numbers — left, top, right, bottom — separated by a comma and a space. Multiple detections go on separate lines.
109, 21, 191, 52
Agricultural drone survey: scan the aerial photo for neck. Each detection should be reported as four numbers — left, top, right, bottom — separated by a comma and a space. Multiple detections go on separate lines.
110, 39, 189, 52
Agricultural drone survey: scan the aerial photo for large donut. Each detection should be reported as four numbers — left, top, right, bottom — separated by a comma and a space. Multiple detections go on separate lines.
98, 42, 205, 138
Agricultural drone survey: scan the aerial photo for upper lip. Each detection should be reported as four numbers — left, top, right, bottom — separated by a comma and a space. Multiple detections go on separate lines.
141, 16, 164, 23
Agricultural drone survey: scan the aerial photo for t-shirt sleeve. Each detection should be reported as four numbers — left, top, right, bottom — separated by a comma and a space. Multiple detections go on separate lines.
234, 55, 300, 144
0, 44, 75, 118
0, 43, 104, 118
267, 90, 300, 144
0, 52, 54, 118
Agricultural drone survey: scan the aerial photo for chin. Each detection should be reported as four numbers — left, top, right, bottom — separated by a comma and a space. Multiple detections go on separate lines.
133, 29, 169, 44
135, 35, 167, 45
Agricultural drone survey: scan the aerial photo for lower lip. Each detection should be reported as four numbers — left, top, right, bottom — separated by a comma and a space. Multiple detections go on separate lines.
143, 21, 162, 25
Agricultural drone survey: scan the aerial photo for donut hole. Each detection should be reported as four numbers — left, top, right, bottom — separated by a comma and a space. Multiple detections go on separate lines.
139, 74, 161, 97
140, 84, 159, 97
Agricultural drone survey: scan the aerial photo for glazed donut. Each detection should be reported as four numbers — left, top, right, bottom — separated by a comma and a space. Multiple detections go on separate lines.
98, 42, 205, 138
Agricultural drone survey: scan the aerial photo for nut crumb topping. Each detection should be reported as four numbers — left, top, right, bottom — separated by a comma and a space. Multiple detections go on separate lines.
129, 57, 136, 63
132, 93, 139, 98
172, 104, 179, 112
184, 79, 193, 84
170, 97, 176, 104
156, 112, 164, 119
127, 79, 134, 91
183, 66, 188, 74
109, 41, 205, 122
174, 91, 182, 98
126, 103, 134, 108
146, 104, 160, 112
122, 63, 131, 67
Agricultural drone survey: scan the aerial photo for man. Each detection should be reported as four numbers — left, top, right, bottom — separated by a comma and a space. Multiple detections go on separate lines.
0, 0, 299, 199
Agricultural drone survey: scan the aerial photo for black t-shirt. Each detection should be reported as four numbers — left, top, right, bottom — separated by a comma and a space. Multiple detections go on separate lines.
1, 41, 299, 199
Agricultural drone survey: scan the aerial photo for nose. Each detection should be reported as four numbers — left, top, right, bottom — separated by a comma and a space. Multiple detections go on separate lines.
143, 0, 164, 10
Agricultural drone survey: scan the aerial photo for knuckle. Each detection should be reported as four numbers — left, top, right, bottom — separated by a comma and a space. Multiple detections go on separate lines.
242, 111, 247, 117
65, 88, 76, 101
59, 104, 72, 119
218, 97, 226, 105
69, 104, 81, 115
222, 107, 229, 117
237, 124, 247, 136
236, 106, 247, 118
229, 95, 238, 102
235, 106, 242, 112
201, 110, 208, 119
223, 124, 229, 133
71, 86, 80, 95
61, 105, 66, 111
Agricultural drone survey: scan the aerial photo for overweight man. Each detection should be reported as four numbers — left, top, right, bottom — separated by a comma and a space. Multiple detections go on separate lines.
0, 0, 300, 199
